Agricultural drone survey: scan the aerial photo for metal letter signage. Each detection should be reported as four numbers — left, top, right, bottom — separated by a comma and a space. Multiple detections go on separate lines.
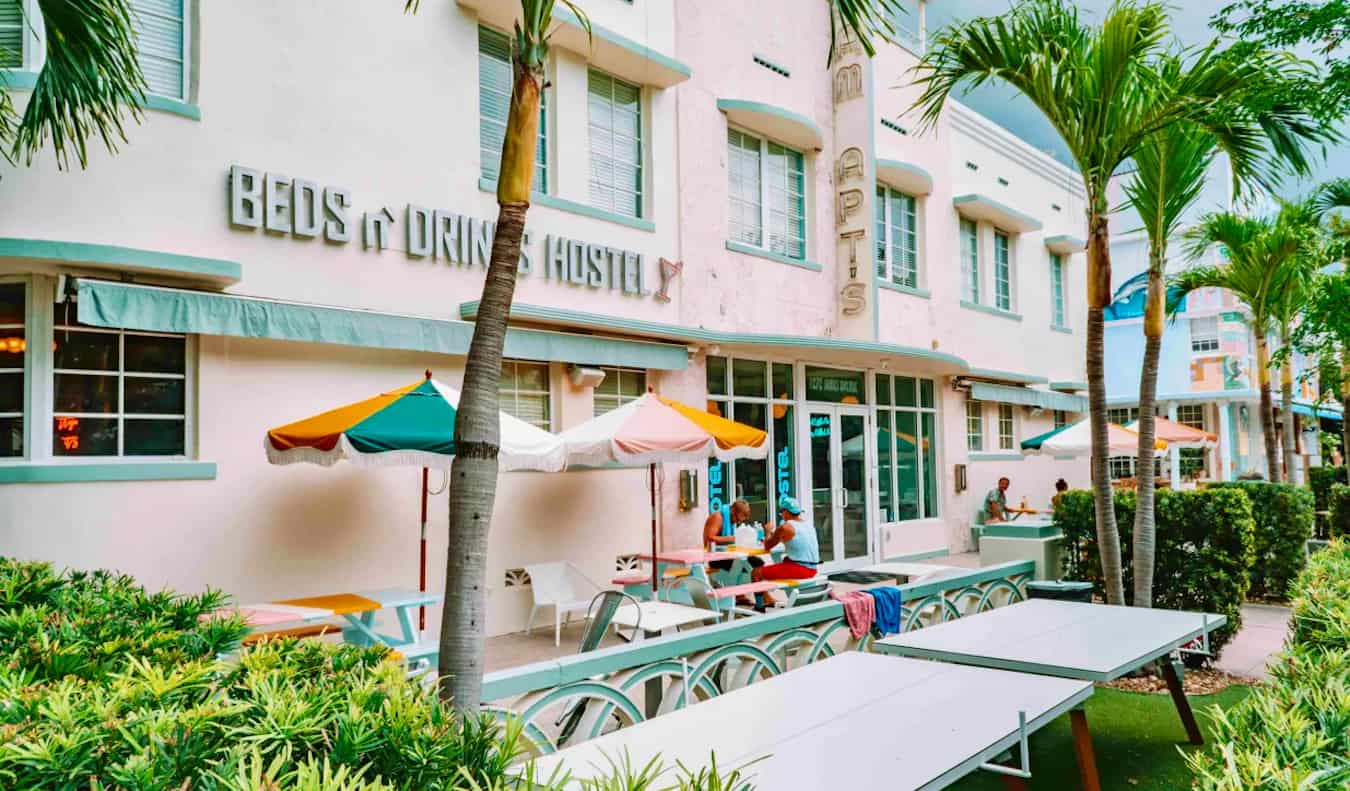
225, 164, 669, 302
834, 65, 862, 102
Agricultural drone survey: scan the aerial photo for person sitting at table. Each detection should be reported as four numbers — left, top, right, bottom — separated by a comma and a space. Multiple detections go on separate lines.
703, 499, 762, 573
753, 495, 819, 582
976, 476, 1011, 524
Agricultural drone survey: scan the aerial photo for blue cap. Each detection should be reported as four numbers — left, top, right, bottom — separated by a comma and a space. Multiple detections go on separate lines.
778, 495, 804, 515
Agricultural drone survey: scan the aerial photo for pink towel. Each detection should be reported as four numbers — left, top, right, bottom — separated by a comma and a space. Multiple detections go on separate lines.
831, 590, 875, 639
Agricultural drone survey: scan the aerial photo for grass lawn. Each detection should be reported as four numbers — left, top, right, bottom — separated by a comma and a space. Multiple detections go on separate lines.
950, 684, 1252, 790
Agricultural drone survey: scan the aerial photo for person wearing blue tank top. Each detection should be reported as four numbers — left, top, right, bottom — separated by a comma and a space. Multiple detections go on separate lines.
753, 495, 820, 585
702, 499, 750, 551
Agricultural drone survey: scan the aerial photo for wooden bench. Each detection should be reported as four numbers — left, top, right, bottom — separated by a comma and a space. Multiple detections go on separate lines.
241, 622, 336, 646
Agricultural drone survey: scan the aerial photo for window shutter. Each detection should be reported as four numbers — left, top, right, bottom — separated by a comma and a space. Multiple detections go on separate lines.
478, 26, 545, 192
130, 0, 185, 99
0, 1, 23, 69
588, 69, 642, 218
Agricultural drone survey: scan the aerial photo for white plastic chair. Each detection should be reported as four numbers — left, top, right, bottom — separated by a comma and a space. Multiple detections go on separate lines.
524, 562, 605, 647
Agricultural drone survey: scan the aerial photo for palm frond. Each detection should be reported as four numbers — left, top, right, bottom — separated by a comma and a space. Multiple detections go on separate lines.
10, 0, 146, 169
1314, 178, 1350, 216
1124, 120, 1216, 250
828, 0, 902, 66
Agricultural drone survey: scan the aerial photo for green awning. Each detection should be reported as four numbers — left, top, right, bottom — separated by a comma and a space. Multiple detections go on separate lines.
74, 279, 688, 370
1021, 423, 1071, 451
1292, 403, 1344, 423
970, 382, 1087, 412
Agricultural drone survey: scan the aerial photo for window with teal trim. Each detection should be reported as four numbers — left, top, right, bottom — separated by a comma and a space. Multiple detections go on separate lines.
479, 26, 547, 193
588, 69, 642, 218
994, 230, 1012, 311
998, 403, 1015, 450
875, 185, 918, 288
877, 374, 940, 521
706, 356, 794, 524
499, 360, 551, 431
960, 218, 979, 302
1050, 252, 1066, 327
966, 399, 983, 451
0, 0, 22, 69
0, 282, 24, 458
727, 128, 806, 261
594, 366, 645, 416
130, 0, 186, 100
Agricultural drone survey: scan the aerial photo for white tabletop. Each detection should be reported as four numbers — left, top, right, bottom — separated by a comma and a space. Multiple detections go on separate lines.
524, 651, 1092, 790
612, 601, 717, 633
875, 599, 1225, 681
862, 562, 958, 581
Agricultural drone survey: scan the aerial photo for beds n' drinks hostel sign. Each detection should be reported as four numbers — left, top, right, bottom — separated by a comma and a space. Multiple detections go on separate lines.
227, 164, 669, 299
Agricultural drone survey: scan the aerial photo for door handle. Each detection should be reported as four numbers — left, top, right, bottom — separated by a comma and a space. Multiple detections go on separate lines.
840, 487, 849, 509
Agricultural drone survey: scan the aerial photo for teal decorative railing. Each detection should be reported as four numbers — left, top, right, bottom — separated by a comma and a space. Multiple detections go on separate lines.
482, 560, 1035, 755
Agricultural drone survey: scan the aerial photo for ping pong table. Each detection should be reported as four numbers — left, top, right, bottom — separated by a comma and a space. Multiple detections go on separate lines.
875, 599, 1224, 750
523, 651, 1097, 790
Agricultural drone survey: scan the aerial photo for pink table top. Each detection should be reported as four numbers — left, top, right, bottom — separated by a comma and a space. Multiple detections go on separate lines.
642, 549, 747, 565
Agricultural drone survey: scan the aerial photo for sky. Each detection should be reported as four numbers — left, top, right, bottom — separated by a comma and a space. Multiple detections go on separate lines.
926, 0, 1349, 199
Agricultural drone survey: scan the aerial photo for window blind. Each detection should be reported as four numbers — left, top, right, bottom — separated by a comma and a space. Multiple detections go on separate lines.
0, 1, 23, 69
131, 0, 185, 99
478, 26, 547, 193
588, 69, 642, 218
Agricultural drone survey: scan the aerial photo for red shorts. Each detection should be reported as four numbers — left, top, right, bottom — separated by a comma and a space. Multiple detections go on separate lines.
758, 561, 818, 580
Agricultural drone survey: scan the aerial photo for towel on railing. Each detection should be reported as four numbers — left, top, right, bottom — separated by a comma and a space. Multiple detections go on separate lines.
867, 586, 903, 635
830, 590, 875, 639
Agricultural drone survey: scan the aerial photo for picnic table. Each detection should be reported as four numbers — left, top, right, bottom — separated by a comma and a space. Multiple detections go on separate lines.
211, 587, 441, 662
875, 599, 1224, 748
611, 600, 719, 640
616, 550, 760, 599
524, 651, 1096, 790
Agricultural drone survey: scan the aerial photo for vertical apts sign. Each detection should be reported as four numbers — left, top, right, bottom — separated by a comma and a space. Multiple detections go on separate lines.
830, 21, 876, 337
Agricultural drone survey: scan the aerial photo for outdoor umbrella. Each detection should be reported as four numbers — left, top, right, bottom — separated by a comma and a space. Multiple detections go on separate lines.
1123, 417, 1217, 449
1020, 418, 1166, 457
265, 372, 566, 627
557, 392, 769, 592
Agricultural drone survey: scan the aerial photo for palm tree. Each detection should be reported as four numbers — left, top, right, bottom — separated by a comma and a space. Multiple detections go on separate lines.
404, 0, 902, 711
1269, 202, 1320, 483
1312, 179, 1350, 462
909, 0, 1324, 605
1173, 207, 1316, 481
1121, 123, 1216, 608
2, 0, 146, 168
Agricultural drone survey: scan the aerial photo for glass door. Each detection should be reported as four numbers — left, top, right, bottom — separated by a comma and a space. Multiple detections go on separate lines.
805, 406, 873, 569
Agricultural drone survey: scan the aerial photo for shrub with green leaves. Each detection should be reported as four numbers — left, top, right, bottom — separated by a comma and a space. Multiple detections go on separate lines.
1054, 487, 1255, 664
1330, 484, 1350, 540
1187, 541, 1350, 790
1308, 466, 1346, 538
1208, 482, 1314, 599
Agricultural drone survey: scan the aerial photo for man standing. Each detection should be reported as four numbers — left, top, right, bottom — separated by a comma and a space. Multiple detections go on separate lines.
977, 477, 1011, 524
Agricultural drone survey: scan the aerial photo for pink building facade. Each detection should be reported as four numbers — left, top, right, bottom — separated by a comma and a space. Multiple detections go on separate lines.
0, 0, 1089, 635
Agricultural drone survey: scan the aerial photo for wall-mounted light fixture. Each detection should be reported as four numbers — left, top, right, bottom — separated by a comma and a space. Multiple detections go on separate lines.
678, 468, 699, 512
568, 365, 605, 389
954, 463, 968, 493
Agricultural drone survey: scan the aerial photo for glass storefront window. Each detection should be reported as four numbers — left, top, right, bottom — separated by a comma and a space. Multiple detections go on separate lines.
804, 366, 866, 404
0, 282, 24, 458
895, 375, 917, 407
877, 375, 941, 522
876, 373, 891, 406
877, 408, 894, 520
706, 355, 728, 396
732, 359, 767, 399
733, 401, 769, 522
772, 363, 793, 401
707, 355, 795, 524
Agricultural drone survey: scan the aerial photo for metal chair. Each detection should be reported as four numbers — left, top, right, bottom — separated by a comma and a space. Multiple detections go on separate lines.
660, 576, 726, 624
557, 590, 642, 745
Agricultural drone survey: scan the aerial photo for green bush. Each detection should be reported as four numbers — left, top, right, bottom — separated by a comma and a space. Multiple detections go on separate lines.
1208, 482, 1314, 599
1187, 541, 1350, 790
1054, 487, 1255, 665
1310, 466, 1346, 538
1331, 484, 1350, 540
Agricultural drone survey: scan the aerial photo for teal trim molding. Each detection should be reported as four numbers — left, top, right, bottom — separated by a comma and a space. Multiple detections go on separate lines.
724, 241, 821, 272
953, 194, 1044, 233
1045, 234, 1087, 254
968, 452, 1025, 462
0, 69, 39, 90
459, 301, 971, 374
1050, 324, 1072, 334
877, 280, 930, 298
981, 523, 1062, 540
968, 368, 1048, 385
875, 158, 934, 195
477, 179, 654, 232
77, 279, 689, 371
1050, 381, 1088, 392
141, 94, 201, 121
553, 5, 691, 87
960, 300, 1022, 322
0, 462, 217, 484
716, 98, 823, 150
0, 237, 240, 286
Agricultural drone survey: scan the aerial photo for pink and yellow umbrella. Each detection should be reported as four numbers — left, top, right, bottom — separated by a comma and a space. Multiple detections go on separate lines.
558, 393, 769, 591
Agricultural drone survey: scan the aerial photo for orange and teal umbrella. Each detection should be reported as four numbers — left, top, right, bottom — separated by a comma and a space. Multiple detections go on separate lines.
265, 376, 565, 472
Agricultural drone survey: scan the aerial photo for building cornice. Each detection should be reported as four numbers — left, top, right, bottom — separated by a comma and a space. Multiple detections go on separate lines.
948, 101, 1085, 198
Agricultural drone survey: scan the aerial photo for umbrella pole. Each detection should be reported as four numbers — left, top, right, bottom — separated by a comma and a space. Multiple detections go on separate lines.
419, 466, 428, 632
650, 462, 658, 595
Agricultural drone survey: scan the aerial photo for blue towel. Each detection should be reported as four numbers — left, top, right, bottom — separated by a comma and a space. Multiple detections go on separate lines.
867, 587, 903, 635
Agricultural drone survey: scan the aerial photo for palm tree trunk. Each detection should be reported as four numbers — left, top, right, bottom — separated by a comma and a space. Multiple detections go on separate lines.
1087, 211, 1125, 605
437, 50, 543, 712
1255, 335, 1281, 482
1132, 254, 1164, 608
1280, 324, 1299, 484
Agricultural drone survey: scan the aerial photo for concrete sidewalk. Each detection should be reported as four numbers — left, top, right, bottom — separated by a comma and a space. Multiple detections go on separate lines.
1216, 603, 1291, 680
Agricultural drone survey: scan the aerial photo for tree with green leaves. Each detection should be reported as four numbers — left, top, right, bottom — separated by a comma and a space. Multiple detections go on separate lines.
1173, 204, 1320, 482
402, 0, 902, 712
1291, 180, 1350, 464
1, 0, 147, 169
1122, 123, 1216, 608
910, 0, 1325, 606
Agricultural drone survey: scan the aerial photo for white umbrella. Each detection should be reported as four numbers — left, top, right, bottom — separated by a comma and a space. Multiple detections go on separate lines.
1032, 418, 1166, 457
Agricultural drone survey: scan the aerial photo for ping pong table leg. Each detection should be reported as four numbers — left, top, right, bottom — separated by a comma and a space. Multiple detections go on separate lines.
1069, 708, 1102, 791
1161, 659, 1204, 745
997, 774, 1028, 791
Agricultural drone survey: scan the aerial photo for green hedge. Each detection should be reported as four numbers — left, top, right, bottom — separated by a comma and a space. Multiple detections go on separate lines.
1310, 466, 1347, 538
1332, 483, 1350, 540
1054, 487, 1255, 665
1208, 482, 1314, 599
1188, 541, 1350, 789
